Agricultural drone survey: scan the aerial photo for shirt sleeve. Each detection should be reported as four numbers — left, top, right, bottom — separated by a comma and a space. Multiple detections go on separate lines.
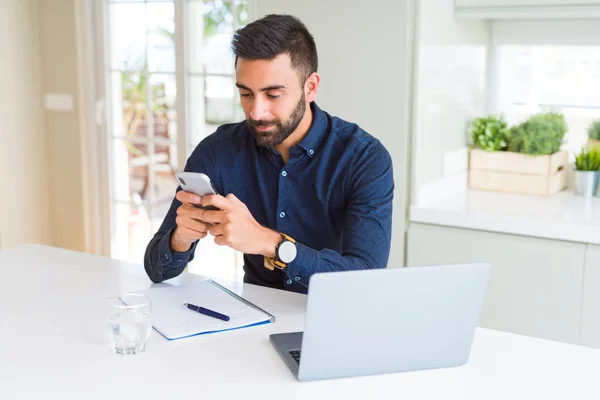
284, 138, 394, 285
143, 136, 217, 283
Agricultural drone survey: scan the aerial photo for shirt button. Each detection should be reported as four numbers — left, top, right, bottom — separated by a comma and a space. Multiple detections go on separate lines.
281, 170, 287, 177
286, 279, 293, 285
294, 276, 301, 281
279, 211, 286, 218
309, 149, 314, 155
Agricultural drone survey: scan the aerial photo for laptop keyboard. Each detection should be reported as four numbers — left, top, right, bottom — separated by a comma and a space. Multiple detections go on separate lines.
289, 350, 301, 364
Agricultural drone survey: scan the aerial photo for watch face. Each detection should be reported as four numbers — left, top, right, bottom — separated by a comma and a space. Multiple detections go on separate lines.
278, 241, 297, 263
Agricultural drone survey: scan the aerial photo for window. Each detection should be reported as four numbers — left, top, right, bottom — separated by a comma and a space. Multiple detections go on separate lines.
103, 0, 249, 281
495, 45, 600, 152
491, 20, 600, 154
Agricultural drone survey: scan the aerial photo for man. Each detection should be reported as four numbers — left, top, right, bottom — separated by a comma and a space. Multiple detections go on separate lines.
144, 14, 394, 294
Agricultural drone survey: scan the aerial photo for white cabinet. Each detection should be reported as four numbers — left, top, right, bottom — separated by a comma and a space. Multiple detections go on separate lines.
407, 223, 586, 344
455, 0, 600, 18
581, 244, 600, 348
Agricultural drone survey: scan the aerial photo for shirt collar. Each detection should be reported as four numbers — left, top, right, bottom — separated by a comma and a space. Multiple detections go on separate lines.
297, 102, 327, 158
251, 102, 328, 158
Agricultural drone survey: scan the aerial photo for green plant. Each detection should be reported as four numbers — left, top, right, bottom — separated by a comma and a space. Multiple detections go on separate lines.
507, 112, 567, 155
467, 115, 509, 151
588, 119, 600, 141
575, 147, 600, 171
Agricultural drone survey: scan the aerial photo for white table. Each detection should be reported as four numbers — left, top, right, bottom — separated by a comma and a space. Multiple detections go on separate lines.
2, 244, 600, 399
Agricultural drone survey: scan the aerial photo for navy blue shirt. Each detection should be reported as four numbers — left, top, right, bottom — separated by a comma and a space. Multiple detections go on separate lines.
144, 103, 394, 294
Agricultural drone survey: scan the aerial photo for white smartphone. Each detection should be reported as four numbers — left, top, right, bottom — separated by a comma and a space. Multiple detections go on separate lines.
175, 172, 219, 209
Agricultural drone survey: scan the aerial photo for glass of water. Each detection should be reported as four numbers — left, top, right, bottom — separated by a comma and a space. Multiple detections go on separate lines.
107, 294, 152, 355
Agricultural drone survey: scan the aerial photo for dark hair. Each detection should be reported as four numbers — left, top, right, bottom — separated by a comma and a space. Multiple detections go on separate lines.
231, 14, 318, 83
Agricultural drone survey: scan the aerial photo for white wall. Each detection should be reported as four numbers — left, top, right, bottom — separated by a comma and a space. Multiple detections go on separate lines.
0, 0, 86, 252
0, 0, 52, 249
40, 0, 86, 252
253, 0, 415, 266
412, 0, 490, 204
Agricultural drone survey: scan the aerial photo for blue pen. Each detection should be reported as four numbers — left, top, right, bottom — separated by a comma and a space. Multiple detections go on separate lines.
183, 303, 230, 321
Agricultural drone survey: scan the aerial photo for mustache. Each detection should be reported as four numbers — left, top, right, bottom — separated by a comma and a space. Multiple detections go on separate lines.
248, 119, 278, 127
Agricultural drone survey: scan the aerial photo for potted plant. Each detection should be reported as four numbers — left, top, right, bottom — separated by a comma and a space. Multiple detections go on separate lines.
468, 112, 569, 196
468, 115, 509, 152
506, 112, 566, 156
573, 147, 600, 197
587, 119, 600, 150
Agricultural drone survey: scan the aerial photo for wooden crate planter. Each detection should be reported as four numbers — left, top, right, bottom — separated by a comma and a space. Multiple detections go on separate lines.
588, 139, 600, 150
468, 149, 568, 196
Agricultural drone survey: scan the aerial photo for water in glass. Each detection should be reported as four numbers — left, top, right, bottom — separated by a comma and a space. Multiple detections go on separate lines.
107, 294, 152, 355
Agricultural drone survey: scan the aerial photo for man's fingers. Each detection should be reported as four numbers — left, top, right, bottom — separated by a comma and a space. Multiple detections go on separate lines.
176, 190, 202, 206
201, 194, 232, 210
177, 204, 212, 222
178, 203, 222, 225
208, 223, 225, 237
201, 209, 228, 225
226, 193, 243, 205
214, 235, 227, 246
175, 225, 207, 241
176, 215, 210, 234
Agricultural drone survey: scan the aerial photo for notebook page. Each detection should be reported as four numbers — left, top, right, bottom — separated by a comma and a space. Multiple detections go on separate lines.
143, 280, 271, 339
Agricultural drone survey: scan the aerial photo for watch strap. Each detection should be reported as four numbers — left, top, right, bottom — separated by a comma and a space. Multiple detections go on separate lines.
264, 233, 296, 271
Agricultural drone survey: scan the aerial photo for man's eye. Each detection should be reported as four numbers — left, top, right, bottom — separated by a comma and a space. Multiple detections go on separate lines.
267, 94, 280, 99
240, 93, 252, 98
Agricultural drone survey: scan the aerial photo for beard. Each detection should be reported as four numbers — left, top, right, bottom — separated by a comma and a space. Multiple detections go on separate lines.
247, 93, 306, 148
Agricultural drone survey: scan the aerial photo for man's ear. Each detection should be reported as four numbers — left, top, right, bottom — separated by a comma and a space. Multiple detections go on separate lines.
304, 72, 320, 103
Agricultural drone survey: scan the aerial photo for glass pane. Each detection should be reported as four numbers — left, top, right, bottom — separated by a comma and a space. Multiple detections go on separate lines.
113, 72, 175, 140
203, 35, 235, 75
114, 71, 150, 139
233, 89, 245, 121
111, 140, 177, 205
188, 75, 241, 148
497, 45, 600, 152
188, 1, 206, 74
111, 139, 149, 203
150, 73, 177, 140
151, 201, 176, 235
110, 202, 151, 264
148, 144, 179, 205
109, 3, 147, 71
232, 0, 248, 29
188, 76, 207, 147
205, 75, 235, 124
110, 1, 172, 3
189, 0, 249, 74
109, 71, 125, 137
147, 2, 176, 72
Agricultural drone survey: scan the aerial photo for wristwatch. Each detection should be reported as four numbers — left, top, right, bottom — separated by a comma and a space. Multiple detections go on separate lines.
264, 233, 297, 270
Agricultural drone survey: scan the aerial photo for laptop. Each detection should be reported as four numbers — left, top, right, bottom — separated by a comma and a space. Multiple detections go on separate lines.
270, 263, 490, 381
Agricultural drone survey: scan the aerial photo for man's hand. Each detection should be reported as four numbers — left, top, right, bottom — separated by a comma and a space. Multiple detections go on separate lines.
170, 190, 213, 253
200, 193, 281, 257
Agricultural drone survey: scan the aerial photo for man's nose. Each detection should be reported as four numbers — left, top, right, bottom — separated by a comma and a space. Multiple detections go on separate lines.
249, 97, 269, 121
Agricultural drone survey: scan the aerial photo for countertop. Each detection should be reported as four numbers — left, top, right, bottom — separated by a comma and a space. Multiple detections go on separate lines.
410, 187, 600, 245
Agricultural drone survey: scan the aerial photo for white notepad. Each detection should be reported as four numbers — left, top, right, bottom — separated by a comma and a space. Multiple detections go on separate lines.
143, 280, 275, 340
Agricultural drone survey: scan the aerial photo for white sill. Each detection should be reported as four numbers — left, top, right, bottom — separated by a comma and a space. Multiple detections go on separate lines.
409, 177, 600, 245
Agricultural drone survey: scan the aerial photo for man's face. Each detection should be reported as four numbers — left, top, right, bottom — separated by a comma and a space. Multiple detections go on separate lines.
235, 54, 307, 147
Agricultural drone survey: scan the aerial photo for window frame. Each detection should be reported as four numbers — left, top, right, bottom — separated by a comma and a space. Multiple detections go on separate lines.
83, 0, 254, 278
